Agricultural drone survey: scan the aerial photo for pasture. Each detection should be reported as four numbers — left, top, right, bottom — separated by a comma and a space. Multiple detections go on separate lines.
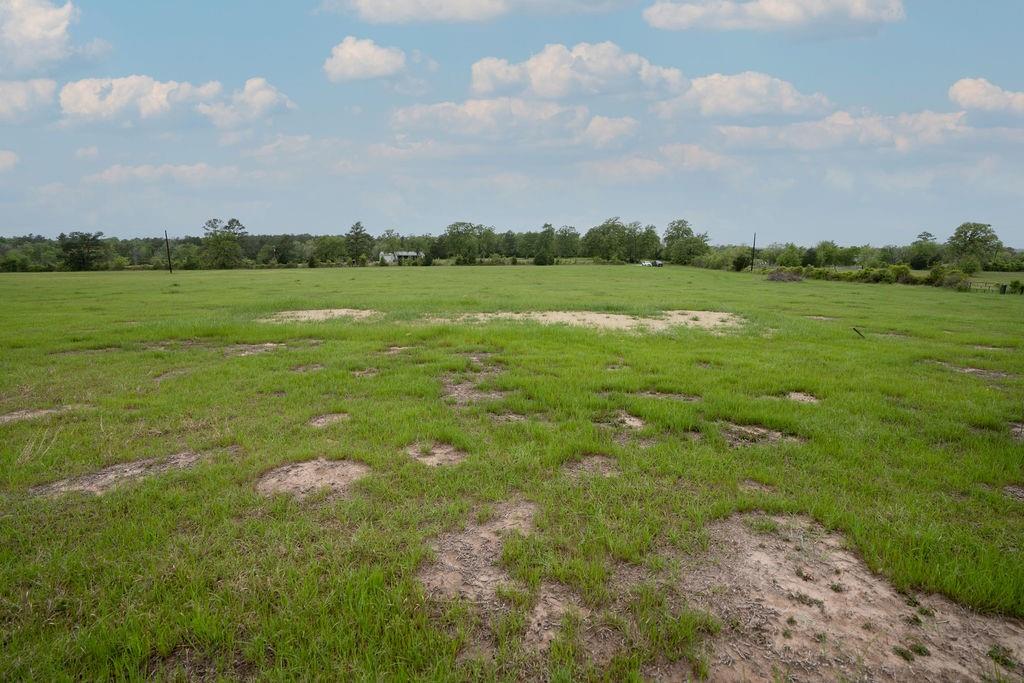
1, 266, 1022, 680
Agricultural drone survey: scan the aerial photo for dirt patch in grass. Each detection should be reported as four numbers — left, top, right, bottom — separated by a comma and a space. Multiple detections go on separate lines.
256, 458, 368, 499
292, 363, 324, 373
442, 373, 506, 406
740, 479, 776, 494
491, 411, 528, 424
612, 410, 645, 430
806, 315, 838, 321
635, 391, 701, 402
382, 345, 413, 355
524, 583, 591, 653
1005, 486, 1024, 503
1011, 423, 1024, 443
258, 308, 379, 323
406, 442, 468, 467
563, 455, 620, 480
154, 368, 189, 383
434, 310, 741, 333
145, 645, 253, 682
676, 513, 1024, 681
721, 422, 805, 447
786, 392, 820, 404
418, 499, 536, 608
352, 367, 378, 378
226, 342, 286, 357
0, 404, 85, 425
307, 413, 349, 428
31, 450, 205, 496
974, 345, 1010, 351
935, 361, 1013, 380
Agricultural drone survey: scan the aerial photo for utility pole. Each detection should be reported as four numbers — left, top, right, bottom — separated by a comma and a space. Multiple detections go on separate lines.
750, 232, 757, 273
164, 230, 173, 274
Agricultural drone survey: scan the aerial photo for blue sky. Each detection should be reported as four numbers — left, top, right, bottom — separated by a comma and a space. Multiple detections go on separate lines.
0, 0, 1021, 246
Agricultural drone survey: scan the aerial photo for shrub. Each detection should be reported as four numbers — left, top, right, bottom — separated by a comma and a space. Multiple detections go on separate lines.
1010, 280, 1023, 294
732, 253, 752, 272
766, 269, 803, 282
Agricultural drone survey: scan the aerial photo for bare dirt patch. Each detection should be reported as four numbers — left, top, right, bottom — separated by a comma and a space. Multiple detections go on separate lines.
382, 345, 413, 355
806, 315, 838, 321
935, 361, 1013, 380
1005, 486, 1024, 503
739, 479, 776, 494
636, 391, 701, 402
145, 645, 253, 682
418, 499, 536, 608
612, 410, 645, 430
676, 513, 1024, 681
0, 404, 84, 425
442, 373, 506, 405
352, 367, 378, 378
523, 583, 591, 653
226, 342, 286, 357
258, 308, 379, 323
435, 310, 741, 333
292, 363, 324, 373
1011, 423, 1024, 443
256, 458, 368, 499
308, 413, 349, 428
563, 455, 619, 480
154, 368, 189, 383
491, 411, 528, 424
721, 422, 805, 447
786, 392, 819, 404
406, 442, 468, 467
31, 450, 205, 496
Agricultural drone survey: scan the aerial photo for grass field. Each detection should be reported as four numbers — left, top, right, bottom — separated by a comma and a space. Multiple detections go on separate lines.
1, 266, 1023, 680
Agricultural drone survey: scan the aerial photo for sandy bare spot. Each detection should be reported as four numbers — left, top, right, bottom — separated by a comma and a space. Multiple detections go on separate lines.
740, 479, 776, 494
382, 345, 413, 355
435, 310, 741, 333
786, 392, 820, 404
806, 315, 838, 321
406, 442, 468, 467
935, 361, 1013, 380
352, 367, 378, 378
491, 411, 528, 424
975, 345, 1009, 351
258, 308, 379, 323
418, 500, 536, 609
721, 422, 805, 447
1011, 423, 1024, 443
563, 455, 619, 480
442, 373, 506, 406
1005, 486, 1024, 503
31, 450, 204, 496
636, 391, 701, 402
226, 342, 285, 357
678, 513, 1024, 682
308, 413, 349, 428
613, 410, 645, 430
0, 404, 84, 425
292, 363, 324, 373
256, 458, 368, 499
523, 583, 590, 654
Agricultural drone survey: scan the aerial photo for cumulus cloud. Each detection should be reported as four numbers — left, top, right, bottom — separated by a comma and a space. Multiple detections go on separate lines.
244, 134, 313, 158
393, 96, 590, 138
471, 42, 684, 98
0, 78, 56, 119
60, 76, 222, 120
323, 37, 407, 82
0, 149, 18, 172
0, 0, 74, 72
195, 78, 294, 128
717, 110, 969, 151
949, 78, 1024, 115
654, 71, 831, 117
579, 115, 639, 147
84, 162, 240, 185
324, 0, 628, 23
644, 0, 905, 31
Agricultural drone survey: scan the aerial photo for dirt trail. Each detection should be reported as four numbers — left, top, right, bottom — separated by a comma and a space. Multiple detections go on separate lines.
31, 450, 206, 496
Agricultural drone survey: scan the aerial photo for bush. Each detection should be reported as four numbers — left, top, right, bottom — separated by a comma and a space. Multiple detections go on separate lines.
766, 269, 803, 282
1010, 280, 1023, 294
732, 253, 752, 272
958, 256, 981, 275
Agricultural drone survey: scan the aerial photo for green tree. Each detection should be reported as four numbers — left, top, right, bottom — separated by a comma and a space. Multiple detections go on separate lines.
533, 224, 556, 265
345, 222, 374, 265
946, 222, 1002, 266
554, 226, 580, 258
663, 219, 710, 265
58, 231, 106, 271
313, 236, 347, 264
201, 218, 246, 269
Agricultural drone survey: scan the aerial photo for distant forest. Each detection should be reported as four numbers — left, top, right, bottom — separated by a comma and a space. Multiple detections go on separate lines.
1, 218, 1020, 275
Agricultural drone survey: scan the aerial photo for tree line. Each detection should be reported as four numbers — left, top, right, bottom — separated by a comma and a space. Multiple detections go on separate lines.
0, 217, 1019, 274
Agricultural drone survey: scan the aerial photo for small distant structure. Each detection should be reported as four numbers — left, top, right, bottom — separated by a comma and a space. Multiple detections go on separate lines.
379, 250, 423, 265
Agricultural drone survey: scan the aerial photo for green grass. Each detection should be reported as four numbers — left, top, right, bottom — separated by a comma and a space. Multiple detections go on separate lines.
1, 266, 1022, 680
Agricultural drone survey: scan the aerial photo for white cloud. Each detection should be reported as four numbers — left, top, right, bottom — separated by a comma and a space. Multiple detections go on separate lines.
654, 71, 831, 117
74, 145, 97, 159
243, 134, 312, 158
659, 142, 736, 170
324, 0, 629, 23
323, 37, 406, 82
0, 0, 74, 72
195, 77, 294, 128
0, 78, 56, 119
579, 115, 638, 147
393, 96, 590, 138
582, 155, 668, 182
368, 138, 482, 159
60, 75, 222, 120
718, 110, 969, 151
0, 149, 18, 172
471, 41, 685, 98
949, 78, 1024, 115
644, 0, 905, 31
84, 162, 240, 185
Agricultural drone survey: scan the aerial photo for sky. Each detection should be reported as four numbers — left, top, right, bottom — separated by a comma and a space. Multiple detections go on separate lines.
0, 0, 1022, 246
